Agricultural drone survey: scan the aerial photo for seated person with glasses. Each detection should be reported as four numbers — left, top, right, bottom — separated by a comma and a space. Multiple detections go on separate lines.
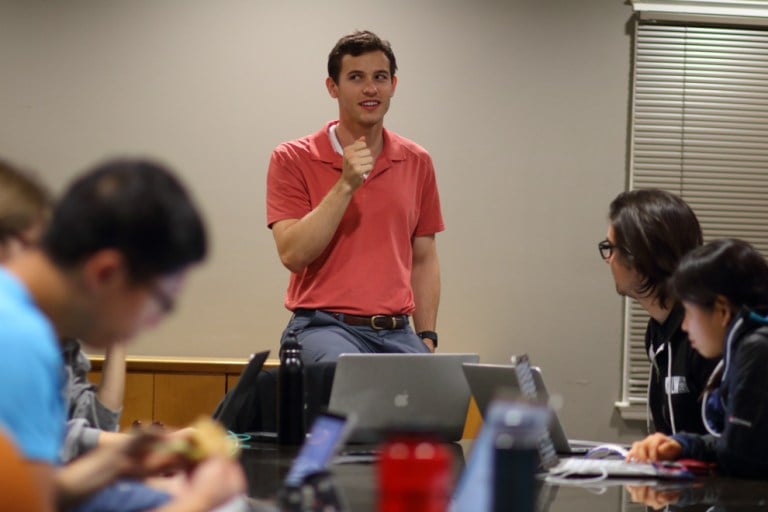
601, 189, 719, 436
0, 157, 245, 511
1, 160, 144, 464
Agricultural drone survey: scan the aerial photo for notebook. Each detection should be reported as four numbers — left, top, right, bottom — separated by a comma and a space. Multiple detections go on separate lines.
212, 350, 270, 432
462, 360, 586, 455
327, 353, 479, 443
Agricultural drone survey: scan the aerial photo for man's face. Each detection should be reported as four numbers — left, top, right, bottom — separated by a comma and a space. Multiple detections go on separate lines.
326, 50, 397, 130
604, 224, 643, 299
79, 254, 187, 348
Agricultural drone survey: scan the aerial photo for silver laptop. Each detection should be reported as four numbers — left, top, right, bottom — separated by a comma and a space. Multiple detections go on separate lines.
462, 362, 584, 455
328, 353, 479, 443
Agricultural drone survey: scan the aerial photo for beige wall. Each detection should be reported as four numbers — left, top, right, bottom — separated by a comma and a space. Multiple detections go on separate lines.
0, 0, 644, 441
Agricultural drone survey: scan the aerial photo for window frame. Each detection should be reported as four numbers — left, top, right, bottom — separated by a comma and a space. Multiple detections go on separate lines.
618, 12, 768, 420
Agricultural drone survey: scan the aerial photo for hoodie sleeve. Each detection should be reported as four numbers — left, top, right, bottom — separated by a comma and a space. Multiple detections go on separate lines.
66, 340, 121, 432
671, 432, 718, 462
60, 419, 102, 462
711, 333, 768, 477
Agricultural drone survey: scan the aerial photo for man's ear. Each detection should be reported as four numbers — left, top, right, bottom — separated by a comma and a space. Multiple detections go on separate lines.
714, 295, 732, 327
326, 77, 339, 99
80, 249, 128, 293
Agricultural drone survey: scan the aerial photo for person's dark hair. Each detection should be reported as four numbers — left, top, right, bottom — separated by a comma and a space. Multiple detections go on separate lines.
609, 189, 702, 308
41, 158, 207, 283
327, 30, 397, 84
671, 238, 768, 313
0, 159, 51, 242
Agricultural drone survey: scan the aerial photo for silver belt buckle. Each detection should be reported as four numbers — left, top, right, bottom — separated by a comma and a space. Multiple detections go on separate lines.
370, 315, 390, 330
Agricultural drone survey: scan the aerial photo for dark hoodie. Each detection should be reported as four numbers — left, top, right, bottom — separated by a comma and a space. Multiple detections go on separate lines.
645, 305, 720, 435
672, 312, 768, 478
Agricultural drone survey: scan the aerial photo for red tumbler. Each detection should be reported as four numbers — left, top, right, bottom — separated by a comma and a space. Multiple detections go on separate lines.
377, 434, 454, 512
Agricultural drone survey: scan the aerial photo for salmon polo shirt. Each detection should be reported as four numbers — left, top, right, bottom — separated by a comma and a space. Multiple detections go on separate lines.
266, 121, 444, 315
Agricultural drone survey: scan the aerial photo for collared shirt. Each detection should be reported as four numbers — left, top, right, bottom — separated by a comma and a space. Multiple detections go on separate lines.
267, 121, 444, 315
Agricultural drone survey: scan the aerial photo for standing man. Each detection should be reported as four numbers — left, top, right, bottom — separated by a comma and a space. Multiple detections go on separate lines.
601, 189, 719, 435
267, 30, 444, 362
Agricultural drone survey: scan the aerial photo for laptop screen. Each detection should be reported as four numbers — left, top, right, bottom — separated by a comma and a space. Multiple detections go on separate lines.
212, 350, 270, 431
462, 358, 575, 456
328, 353, 479, 443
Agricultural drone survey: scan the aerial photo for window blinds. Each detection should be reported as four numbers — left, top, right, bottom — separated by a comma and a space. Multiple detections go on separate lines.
623, 20, 768, 414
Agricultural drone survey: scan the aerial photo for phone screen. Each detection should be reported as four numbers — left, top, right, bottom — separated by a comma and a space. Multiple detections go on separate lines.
283, 413, 348, 487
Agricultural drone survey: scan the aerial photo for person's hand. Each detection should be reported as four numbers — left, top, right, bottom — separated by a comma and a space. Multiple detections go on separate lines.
625, 484, 681, 510
166, 426, 196, 441
109, 429, 189, 479
421, 338, 436, 353
342, 137, 373, 189
626, 433, 682, 463
177, 456, 246, 509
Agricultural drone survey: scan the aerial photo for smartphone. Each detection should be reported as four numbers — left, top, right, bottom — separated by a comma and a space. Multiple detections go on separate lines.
283, 411, 354, 488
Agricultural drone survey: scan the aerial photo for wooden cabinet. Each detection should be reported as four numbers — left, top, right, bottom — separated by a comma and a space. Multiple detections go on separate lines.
154, 373, 225, 428
121, 372, 154, 428
88, 356, 278, 431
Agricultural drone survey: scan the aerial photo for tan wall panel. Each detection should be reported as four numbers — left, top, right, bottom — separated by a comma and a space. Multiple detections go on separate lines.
154, 374, 226, 428
120, 373, 155, 431
461, 397, 482, 440
226, 373, 240, 393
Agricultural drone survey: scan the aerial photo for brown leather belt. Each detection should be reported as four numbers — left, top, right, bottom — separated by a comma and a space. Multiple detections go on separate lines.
327, 311, 408, 330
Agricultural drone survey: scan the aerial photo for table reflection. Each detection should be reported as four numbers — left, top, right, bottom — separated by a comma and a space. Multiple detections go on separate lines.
238, 441, 768, 512
623, 477, 768, 511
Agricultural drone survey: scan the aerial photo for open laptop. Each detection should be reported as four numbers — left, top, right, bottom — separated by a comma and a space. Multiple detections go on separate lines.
212, 350, 270, 433
462, 360, 587, 455
328, 353, 479, 443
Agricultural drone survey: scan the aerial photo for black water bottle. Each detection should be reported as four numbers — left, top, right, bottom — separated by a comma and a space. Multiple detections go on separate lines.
278, 331, 305, 445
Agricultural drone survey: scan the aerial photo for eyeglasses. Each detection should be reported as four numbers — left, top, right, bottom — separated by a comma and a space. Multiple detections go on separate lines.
149, 284, 175, 315
598, 239, 617, 260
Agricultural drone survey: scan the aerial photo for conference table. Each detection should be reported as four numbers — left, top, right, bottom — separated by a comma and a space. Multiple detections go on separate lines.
238, 440, 768, 511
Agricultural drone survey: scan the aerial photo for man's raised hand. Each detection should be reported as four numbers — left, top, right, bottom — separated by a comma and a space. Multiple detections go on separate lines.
342, 136, 373, 188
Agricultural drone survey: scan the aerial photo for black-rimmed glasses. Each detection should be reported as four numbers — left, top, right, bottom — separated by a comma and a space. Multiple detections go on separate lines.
598, 239, 616, 260
150, 284, 175, 315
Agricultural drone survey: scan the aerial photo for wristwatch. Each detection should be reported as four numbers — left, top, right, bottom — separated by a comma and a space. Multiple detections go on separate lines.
417, 330, 438, 348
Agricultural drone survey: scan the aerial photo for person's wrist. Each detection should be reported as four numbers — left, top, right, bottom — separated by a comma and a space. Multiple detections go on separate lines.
336, 172, 359, 194
417, 330, 438, 348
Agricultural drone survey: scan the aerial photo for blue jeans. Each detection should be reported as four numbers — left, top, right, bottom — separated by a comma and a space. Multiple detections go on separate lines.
282, 309, 430, 362
73, 480, 171, 512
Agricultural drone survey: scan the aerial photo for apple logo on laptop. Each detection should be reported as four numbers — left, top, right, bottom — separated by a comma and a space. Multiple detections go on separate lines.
394, 391, 409, 408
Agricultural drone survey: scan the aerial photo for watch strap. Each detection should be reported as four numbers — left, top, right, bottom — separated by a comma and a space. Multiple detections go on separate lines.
417, 330, 438, 348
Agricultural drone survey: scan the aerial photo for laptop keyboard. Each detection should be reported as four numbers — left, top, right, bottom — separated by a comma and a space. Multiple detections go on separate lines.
550, 458, 659, 477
